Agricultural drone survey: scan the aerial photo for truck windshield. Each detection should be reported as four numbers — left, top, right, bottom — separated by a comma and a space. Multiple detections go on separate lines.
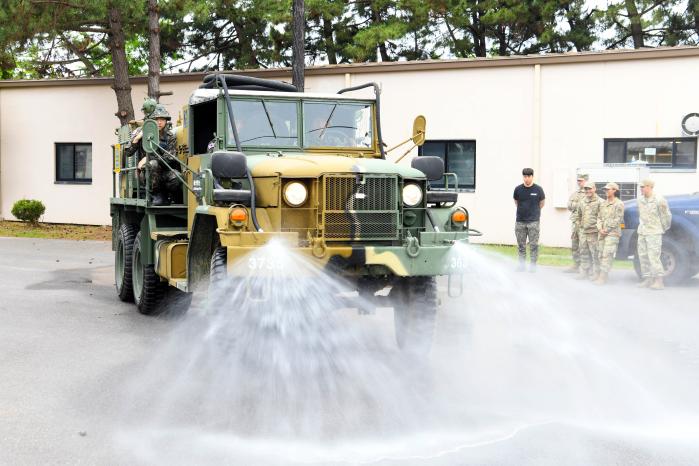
303, 102, 373, 149
227, 99, 299, 147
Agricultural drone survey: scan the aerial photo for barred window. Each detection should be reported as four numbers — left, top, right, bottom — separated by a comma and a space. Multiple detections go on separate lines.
56, 143, 92, 183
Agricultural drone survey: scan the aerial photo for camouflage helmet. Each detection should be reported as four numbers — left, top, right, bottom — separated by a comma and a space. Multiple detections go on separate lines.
150, 104, 171, 121
583, 180, 596, 190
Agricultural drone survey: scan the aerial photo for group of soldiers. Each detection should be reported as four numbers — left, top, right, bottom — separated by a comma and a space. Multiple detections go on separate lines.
566, 173, 672, 289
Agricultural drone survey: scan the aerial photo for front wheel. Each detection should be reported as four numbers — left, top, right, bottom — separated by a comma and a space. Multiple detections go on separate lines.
392, 276, 438, 357
132, 232, 167, 315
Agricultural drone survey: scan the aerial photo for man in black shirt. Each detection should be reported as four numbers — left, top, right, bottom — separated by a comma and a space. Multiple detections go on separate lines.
513, 167, 546, 271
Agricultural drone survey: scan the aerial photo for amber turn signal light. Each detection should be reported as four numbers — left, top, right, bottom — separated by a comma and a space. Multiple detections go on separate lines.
451, 210, 467, 224
229, 208, 248, 224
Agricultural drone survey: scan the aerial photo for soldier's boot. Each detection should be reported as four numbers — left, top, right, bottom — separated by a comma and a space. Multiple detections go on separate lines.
575, 270, 589, 280
151, 192, 169, 206
563, 265, 579, 273
649, 277, 665, 290
516, 258, 526, 272
637, 277, 652, 288
589, 270, 600, 281
594, 272, 608, 285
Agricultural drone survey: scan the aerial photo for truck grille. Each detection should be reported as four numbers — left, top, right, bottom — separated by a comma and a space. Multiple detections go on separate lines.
323, 175, 399, 240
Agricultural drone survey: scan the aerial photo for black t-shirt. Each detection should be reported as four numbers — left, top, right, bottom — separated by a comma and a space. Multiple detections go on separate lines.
513, 183, 545, 222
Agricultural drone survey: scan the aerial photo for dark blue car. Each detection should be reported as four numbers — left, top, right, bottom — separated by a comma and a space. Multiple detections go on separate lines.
617, 193, 699, 284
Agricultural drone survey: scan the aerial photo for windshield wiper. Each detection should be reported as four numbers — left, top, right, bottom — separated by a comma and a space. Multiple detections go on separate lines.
260, 100, 277, 138
320, 104, 337, 138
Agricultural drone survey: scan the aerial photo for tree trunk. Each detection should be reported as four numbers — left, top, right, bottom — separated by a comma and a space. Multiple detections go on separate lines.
471, 10, 487, 57
625, 0, 645, 48
107, 5, 134, 125
322, 16, 337, 65
292, 0, 305, 91
147, 0, 161, 101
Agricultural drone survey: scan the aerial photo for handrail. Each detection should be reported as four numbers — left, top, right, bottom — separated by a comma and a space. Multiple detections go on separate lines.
337, 82, 385, 159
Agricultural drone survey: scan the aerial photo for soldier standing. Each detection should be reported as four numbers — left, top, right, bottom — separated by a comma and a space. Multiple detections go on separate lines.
576, 180, 603, 280
565, 172, 588, 273
594, 182, 624, 285
513, 168, 545, 272
637, 179, 672, 290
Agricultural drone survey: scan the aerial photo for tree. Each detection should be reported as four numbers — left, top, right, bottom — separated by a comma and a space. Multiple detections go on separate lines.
147, 0, 161, 101
602, 0, 679, 49
0, 0, 147, 125
292, 0, 305, 91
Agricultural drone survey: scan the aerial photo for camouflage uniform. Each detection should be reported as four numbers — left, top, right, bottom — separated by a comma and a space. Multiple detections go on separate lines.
577, 185, 603, 278
567, 184, 586, 269
596, 195, 624, 274
637, 192, 672, 279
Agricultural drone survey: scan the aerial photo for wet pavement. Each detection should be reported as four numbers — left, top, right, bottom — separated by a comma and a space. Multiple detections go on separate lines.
0, 237, 698, 465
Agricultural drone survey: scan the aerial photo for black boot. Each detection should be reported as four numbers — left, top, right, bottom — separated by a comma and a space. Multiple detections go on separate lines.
151, 192, 169, 206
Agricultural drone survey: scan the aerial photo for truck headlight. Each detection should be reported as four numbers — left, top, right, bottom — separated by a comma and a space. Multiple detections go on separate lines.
402, 183, 423, 207
283, 181, 308, 207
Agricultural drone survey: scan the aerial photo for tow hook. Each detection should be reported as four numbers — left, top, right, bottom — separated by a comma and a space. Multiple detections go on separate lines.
448, 273, 464, 298
405, 232, 420, 258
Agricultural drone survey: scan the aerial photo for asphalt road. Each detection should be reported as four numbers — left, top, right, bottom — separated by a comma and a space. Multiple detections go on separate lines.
1, 237, 698, 465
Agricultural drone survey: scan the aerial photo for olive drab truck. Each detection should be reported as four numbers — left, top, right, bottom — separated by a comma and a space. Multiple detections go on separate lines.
111, 74, 479, 354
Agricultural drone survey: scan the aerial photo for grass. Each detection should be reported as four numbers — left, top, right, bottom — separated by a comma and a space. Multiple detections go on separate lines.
475, 243, 633, 269
0, 220, 112, 241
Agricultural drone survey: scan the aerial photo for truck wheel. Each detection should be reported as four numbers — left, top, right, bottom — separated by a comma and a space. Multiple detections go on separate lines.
661, 237, 691, 285
392, 276, 438, 357
208, 246, 228, 306
632, 237, 691, 285
132, 232, 167, 315
115, 223, 138, 302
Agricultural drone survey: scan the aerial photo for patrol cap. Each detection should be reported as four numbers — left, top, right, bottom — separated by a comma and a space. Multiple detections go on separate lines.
576, 173, 589, 181
604, 182, 619, 190
583, 180, 596, 189
640, 178, 655, 188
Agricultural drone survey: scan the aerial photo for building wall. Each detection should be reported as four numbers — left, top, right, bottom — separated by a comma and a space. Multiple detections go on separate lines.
1, 52, 697, 248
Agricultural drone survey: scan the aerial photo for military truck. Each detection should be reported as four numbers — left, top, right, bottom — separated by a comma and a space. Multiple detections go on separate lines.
111, 74, 477, 352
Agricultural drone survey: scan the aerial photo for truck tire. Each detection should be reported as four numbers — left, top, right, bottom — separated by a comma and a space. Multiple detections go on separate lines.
208, 246, 228, 307
393, 276, 438, 357
632, 237, 691, 285
132, 232, 167, 315
115, 223, 138, 302
661, 237, 692, 285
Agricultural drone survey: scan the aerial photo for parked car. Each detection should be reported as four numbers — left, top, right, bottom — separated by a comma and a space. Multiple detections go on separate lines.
617, 193, 699, 284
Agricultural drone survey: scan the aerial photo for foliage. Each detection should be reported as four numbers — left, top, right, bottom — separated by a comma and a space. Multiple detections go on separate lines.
11, 199, 46, 224
1, 0, 699, 80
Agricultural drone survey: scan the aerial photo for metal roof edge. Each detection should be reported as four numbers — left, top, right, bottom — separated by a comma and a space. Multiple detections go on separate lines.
1, 46, 698, 89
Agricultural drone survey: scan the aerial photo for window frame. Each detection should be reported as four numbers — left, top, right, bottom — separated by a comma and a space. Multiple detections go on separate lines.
603, 137, 697, 170
417, 139, 476, 192
55, 142, 93, 184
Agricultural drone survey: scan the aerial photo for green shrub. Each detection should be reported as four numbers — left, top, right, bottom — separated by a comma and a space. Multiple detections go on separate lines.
11, 199, 46, 224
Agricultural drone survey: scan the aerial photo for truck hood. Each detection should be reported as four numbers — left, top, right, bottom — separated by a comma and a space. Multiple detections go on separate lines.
624, 193, 699, 229
246, 153, 425, 179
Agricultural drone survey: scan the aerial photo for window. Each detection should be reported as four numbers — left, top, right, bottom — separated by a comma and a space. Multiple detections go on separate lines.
418, 140, 476, 190
302, 102, 373, 149
604, 138, 697, 169
56, 143, 92, 183
227, 99, 299, 147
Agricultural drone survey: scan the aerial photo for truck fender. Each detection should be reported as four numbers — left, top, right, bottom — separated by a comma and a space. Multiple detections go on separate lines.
187, 213, 218, 292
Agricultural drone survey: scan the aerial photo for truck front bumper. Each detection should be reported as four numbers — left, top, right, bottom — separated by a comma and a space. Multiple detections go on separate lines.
222, 230, 471, 277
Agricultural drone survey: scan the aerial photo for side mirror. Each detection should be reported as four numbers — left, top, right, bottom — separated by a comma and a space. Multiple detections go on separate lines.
412, 115, 426, 146
411, 156, 444, 182
141, 119, 159, 154
211, 151, 248, 178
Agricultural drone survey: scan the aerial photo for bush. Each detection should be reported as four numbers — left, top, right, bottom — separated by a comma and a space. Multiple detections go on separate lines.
11, 199, 46, 224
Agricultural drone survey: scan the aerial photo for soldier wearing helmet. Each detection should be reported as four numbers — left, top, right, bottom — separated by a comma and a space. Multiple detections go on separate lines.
575, 179, 603, 280
594, 182, 624, 285
128, 103, 180, 206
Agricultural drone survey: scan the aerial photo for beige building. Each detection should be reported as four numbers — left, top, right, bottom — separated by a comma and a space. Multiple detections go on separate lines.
1, 46, 698, 246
